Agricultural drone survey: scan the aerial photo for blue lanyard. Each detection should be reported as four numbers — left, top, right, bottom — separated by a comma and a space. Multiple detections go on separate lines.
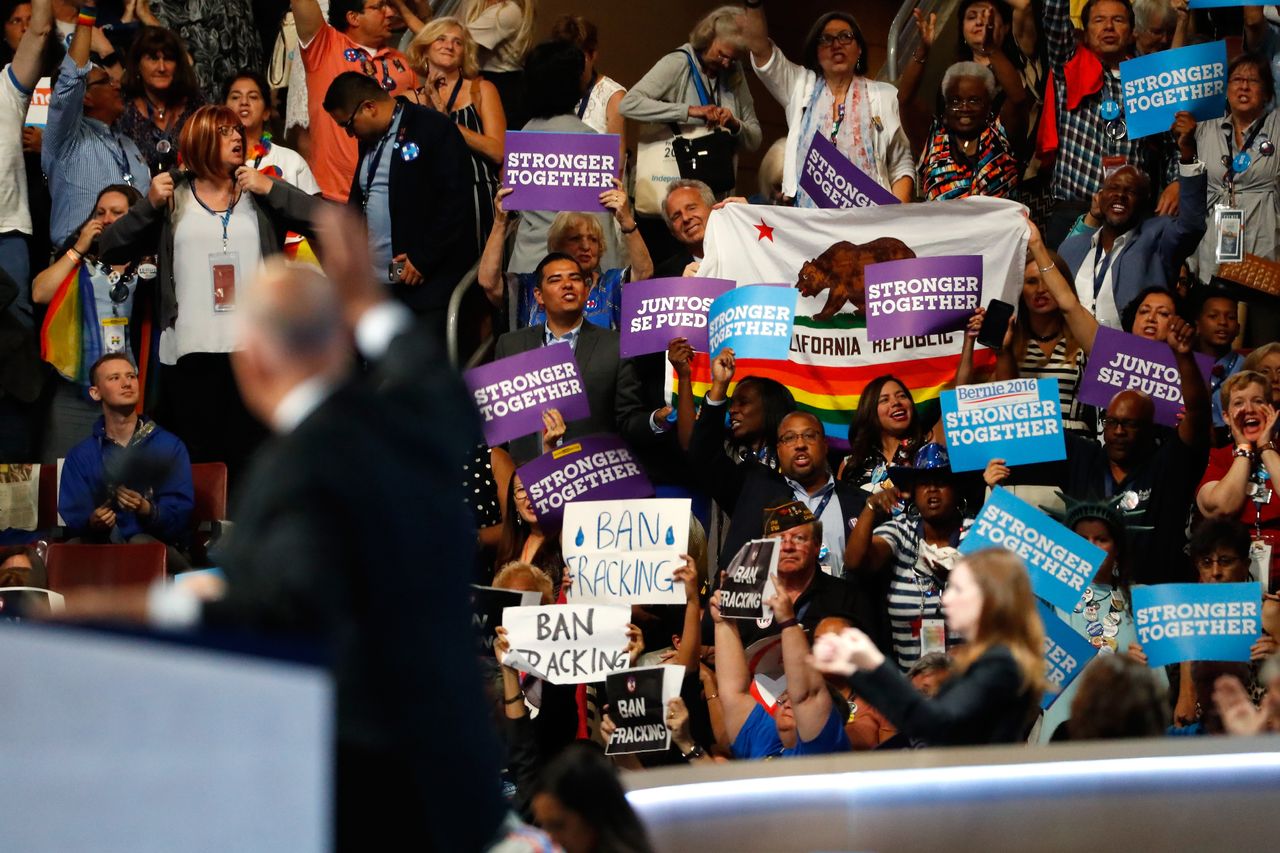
92, 125, 135, 185
682, 49, 718, 107
577, 73, 597, 119
362, 104, 402, 209
191, 185, 238, 249
1092, 240, 1116, 299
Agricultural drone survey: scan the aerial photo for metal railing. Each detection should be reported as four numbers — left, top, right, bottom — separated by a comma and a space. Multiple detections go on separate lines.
445, 261, 492, 370
882, 0, 959, 81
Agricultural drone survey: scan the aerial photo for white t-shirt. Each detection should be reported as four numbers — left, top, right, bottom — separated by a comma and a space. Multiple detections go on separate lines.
1, 65, 33, 234
1072, 232, 1127, 330
160, 185, 263, 364
255, 141, 321, 195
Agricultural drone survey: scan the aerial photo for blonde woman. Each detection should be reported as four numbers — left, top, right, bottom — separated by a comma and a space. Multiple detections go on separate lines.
407, 16, 505, 253
461, 0, 536, 128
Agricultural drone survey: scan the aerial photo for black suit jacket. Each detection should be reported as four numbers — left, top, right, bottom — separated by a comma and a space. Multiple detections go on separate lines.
202, 322, 505, 851
347, 99, 478, 321
493, 320, 654, 464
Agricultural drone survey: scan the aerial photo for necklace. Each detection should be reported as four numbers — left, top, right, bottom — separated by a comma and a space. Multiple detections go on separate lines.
1029, 324, 1063, 342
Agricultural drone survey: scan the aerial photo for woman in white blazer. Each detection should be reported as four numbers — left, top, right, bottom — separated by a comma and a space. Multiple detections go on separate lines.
738, 4, 915, 204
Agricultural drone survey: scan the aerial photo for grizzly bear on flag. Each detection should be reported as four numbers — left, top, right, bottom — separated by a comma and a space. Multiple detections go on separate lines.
794, 237, 916, 320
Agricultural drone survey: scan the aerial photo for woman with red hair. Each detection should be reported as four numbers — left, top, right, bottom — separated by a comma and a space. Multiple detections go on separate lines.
812, 547, 1046, 745
98, 104, 319, 482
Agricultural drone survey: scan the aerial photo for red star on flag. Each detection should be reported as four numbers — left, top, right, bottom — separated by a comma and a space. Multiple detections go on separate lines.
754, 219, 775, 242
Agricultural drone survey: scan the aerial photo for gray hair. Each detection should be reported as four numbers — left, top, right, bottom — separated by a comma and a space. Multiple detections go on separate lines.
758, 137, 787, 200
907, 651, 955, 680
546, 211, 606, 255
244, 260, 343, 357
660, 179, 716, 228
689, 5, 746, 52
1133, 0, 1177, 34
941, 61, 996, 100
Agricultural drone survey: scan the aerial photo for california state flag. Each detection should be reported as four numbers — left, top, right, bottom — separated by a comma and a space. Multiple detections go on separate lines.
688, 197, 1027, 447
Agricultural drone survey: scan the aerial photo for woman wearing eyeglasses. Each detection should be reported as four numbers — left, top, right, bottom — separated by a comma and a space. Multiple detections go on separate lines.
97, 105, 319, 483
736, 3, 914, 205
1187, 53, 1280, 344
32, 183, 143, 459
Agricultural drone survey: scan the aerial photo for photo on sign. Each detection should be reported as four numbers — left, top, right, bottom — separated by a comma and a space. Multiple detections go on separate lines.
718, 539, 779, 620
604, 664, 684, 755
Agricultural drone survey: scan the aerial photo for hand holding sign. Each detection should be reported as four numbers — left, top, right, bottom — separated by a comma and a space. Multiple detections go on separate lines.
541, 409, 566, 453
1171, 110, 1198, 162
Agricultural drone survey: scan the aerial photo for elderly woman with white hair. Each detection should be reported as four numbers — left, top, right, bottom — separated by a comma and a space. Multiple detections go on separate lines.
917, 61, 1022, 200
478, 183, 653, 329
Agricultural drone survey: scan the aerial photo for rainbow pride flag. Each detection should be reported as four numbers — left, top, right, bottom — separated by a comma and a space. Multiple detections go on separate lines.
691, 198, 1024, 448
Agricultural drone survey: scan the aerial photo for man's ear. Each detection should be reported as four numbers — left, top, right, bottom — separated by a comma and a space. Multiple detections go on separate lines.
533, 285, 546, 310
88, 384, 102, 402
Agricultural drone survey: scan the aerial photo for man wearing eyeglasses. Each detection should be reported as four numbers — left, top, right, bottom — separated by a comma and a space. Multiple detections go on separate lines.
1063, 316, 1210, 583
291, 0, 416, 202
322, 71, 474, 332
718, 411, 867, 584
43, 1, 150, 250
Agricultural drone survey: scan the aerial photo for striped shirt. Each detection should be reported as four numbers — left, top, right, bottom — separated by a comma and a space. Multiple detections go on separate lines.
42, 53, 151, 246
1019, 337, 1089, 435
875, 516, 970, 670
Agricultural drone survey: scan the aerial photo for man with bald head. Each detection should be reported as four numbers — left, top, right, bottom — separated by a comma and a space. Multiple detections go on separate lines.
153, 247, 507, 847
718, 411, 866, 577
1063, 316, 1211, 582
1057, 111, 1207, 329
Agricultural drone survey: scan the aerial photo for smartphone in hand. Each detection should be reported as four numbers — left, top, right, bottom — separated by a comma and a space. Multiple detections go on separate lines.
977, 299, 1015, 351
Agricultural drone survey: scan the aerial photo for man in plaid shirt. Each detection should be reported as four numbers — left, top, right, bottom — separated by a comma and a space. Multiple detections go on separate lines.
1040, 0, 1176, 245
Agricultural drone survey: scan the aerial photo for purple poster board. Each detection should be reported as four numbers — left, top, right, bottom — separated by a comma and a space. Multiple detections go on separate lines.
516, 434, 655, 526
502, 131, 622, 211
619, 277, 734, 357
797, 133, 899, 208
1077, 326, 1213, 428
863, 256, 982, 341
464, 346, 591, 446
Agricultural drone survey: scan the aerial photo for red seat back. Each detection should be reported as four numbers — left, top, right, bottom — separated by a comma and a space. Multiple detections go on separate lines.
44, 543, 167, 592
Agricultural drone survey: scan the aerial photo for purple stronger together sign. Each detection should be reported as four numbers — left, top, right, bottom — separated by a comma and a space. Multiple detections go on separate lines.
863, 255, 983, 341
502, 131, 622, 212
463, 346, 591, 447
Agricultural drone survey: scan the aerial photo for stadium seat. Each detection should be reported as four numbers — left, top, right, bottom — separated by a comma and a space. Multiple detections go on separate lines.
44, 543, 167, 592
189, 462, 228, 565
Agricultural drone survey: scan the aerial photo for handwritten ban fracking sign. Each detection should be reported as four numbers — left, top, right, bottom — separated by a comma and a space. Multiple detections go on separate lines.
501, 604, 631, 684
605, 665, 685, 755
797, 132, 900, 208
1078, 326, 1213, 428
1037, 601, 1100, 711
940, 378, 1066, 472
960, 487, 1104, 612
502, 130, 622, 211
1131, 582, 1262, 668
707, 285, 796, 360
619, 277, 734, 357
562, 498, 691, 605
464, 346, 591, 446
863, 255, 982, 341
516, 435, 655, 526
1119, 41, 1227, 139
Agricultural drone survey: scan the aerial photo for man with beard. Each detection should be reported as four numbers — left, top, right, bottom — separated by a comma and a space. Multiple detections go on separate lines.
1057, 110, 1206, 329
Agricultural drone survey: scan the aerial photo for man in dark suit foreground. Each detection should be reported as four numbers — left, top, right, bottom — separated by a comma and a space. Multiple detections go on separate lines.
493, 252, 665, 464
66, 221, 508, 850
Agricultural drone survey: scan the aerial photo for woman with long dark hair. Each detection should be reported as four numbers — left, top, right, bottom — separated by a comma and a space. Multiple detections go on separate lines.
493, 471, 564, 589
813, 547, 1047, 745
531, 743, 655, 853
838, 374, 932, 493
33, 183, 143, 458
737, 5, 911, 204
117, 26, 205, 174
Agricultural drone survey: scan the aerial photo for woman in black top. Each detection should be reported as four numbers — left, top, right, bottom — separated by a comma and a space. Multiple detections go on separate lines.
811, 547, 1046, 745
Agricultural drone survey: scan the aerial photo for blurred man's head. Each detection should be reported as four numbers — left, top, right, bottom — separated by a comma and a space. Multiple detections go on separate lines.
661, 180, 714, 254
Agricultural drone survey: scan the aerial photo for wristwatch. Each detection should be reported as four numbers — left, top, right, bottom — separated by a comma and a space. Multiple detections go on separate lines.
681, 744, 706, 761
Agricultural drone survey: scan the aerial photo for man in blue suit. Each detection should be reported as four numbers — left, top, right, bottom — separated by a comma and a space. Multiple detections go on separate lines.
1058, 110, 1207, 329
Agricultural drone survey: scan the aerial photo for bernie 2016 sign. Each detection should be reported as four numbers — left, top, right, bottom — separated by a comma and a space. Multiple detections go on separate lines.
940, 378, 1066, 472
1130, 582, 1262, 668
960, 487, 1105, 613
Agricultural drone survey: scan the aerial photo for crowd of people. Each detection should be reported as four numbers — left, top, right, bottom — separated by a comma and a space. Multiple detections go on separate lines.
3, 1, 1280, 851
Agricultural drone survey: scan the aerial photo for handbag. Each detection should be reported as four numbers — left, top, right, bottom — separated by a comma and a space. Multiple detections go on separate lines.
633, 49, 737, 214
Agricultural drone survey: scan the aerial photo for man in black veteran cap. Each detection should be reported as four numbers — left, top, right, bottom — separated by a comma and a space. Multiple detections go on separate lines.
734, 500, 866, 648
